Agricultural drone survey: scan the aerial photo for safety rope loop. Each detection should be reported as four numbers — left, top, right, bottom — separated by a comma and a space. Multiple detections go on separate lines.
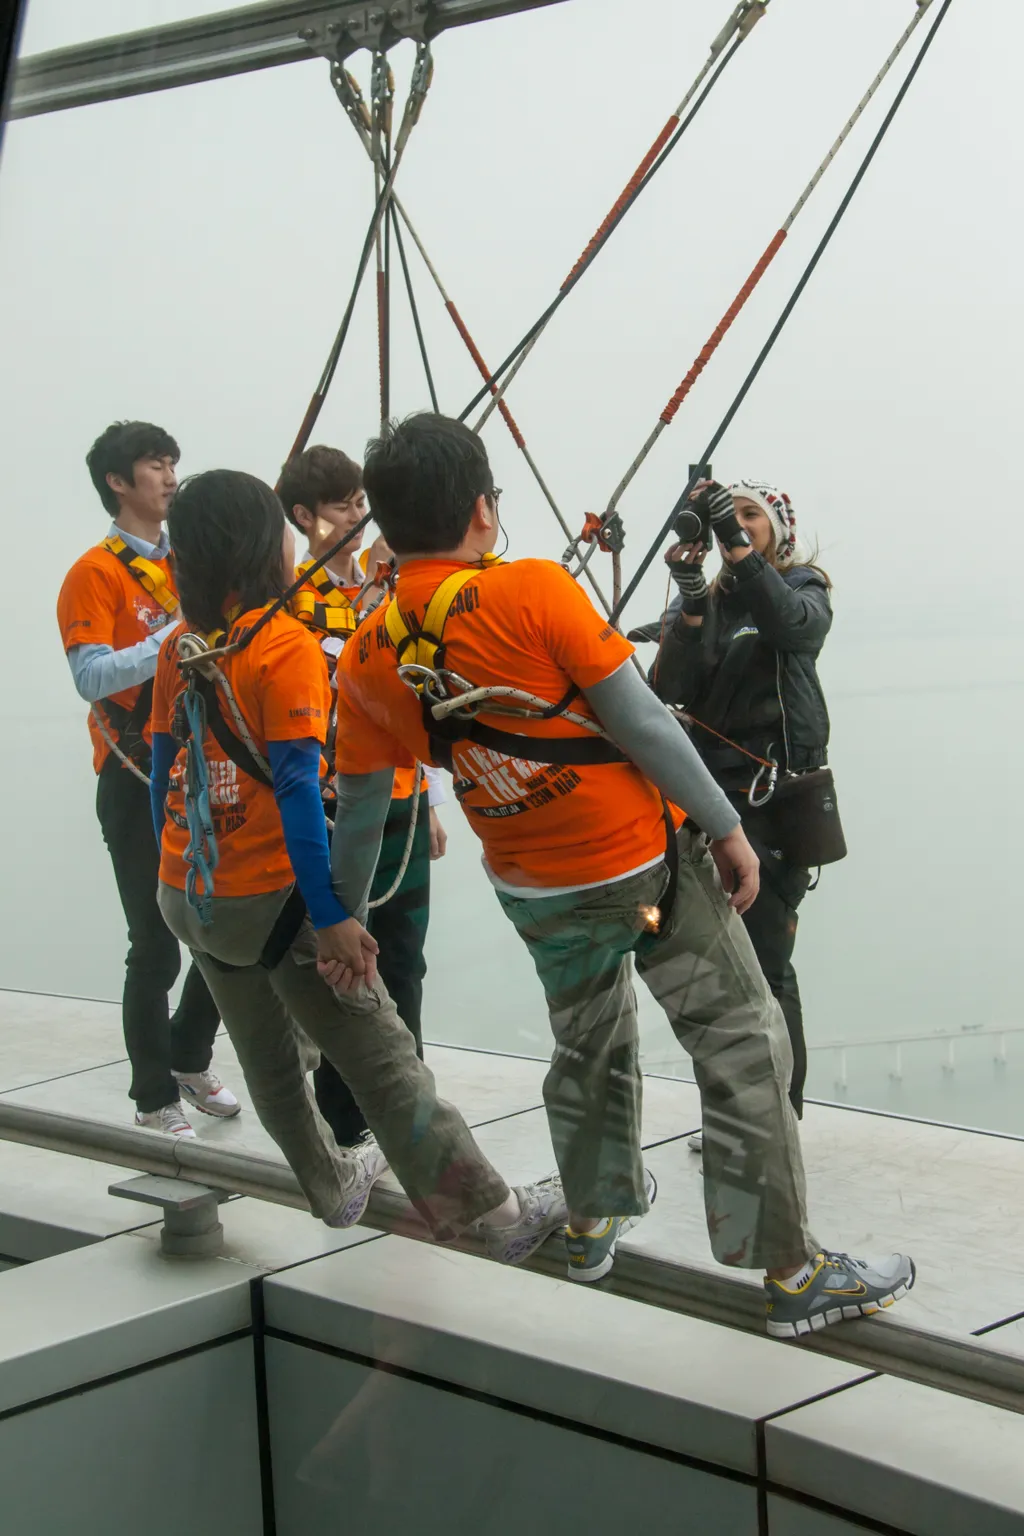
611, 0, 955, 628
367, 763, 424, 910
660, 228, 788, 426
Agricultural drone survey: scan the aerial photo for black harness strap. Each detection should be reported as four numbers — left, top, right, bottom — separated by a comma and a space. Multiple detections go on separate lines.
99, 678, 155, 766
188, 674, 274, 789
428, 712, 629, 768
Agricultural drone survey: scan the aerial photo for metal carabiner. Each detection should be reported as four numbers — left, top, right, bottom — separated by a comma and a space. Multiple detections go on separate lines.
748, 756, 778, 809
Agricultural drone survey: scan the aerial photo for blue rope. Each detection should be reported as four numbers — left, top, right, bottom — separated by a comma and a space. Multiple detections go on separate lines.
182, 685, 218, 925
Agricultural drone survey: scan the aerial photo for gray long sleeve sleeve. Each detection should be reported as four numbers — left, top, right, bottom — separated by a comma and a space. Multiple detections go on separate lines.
584, 661, 740, 840
330, 769, 395, 923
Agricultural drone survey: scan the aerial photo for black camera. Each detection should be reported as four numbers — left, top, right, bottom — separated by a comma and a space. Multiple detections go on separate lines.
672, 464, 713, 546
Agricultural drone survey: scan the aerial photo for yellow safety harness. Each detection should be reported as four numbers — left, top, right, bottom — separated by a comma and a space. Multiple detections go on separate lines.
101, 533, 179, 618
291, 556, 363, 637
93, 534, 178, 770
383, 562, 630, 770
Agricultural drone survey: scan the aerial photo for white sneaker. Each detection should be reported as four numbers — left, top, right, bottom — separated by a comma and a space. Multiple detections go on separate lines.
324, 1134, 389, 1228
135, 1102, 196, 1139
688, 1131, 703, 1154
479, 1175, 568, 1266
173, 1069, 241, 1119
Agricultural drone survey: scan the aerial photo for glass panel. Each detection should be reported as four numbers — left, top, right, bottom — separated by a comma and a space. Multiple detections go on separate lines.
2, 0, 1022, 1154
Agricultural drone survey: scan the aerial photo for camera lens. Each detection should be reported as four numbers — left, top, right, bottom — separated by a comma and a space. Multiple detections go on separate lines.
673, 506, 705, 546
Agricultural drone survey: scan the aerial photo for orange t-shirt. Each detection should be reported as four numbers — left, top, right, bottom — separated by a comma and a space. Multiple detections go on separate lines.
57, 542, 178, 773
292, 560, 420, 802
335, 557, 677, 891
152, 609, 331, 898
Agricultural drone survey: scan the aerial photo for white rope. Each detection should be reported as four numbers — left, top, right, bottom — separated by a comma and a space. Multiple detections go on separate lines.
90, 705, 151, 786
367, 763, 425, 910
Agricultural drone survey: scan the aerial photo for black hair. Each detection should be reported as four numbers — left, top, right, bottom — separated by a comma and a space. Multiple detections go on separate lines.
86, 420, 180, 516
362, 413, 495, 556
277, 445, 363, 530
168, 470, 287, 635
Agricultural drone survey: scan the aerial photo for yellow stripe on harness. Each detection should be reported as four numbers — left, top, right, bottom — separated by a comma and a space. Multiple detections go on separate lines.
102, 534, 179, 616
292, 557, 362, 636
384, 567, 481, 677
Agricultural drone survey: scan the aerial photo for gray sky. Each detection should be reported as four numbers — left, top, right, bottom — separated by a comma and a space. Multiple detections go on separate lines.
2, 0, 1023, 1117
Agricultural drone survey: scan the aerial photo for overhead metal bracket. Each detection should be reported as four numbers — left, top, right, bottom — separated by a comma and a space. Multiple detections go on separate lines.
8, 0, 571, 120
300, 1, 433, 63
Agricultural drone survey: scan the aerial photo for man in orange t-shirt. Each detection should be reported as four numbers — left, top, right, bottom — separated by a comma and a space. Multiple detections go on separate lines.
280, 445, 447, 1146
329, 414, 916, 1337
55, 420, 236, 1138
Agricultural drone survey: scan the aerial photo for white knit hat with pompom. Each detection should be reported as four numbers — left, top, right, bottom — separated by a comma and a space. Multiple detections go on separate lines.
729, 479, 799, 568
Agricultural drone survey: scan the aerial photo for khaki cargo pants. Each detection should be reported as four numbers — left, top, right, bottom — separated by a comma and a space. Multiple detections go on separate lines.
159, 883, 508, 1236
497, 826, 815, 1270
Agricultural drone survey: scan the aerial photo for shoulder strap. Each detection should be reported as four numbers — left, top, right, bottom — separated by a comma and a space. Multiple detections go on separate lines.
192, 675, 274, 788
385, 567, 479, 669
385, 565, 627, 769
101, 535, 178, 617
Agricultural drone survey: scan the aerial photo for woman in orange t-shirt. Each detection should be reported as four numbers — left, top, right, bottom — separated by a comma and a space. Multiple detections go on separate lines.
150, 469, 564, 1254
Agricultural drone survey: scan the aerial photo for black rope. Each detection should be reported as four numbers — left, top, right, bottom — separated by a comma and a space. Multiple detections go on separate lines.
391, 201, 440, 413
457, 36, 743, 424
611, 0, 954, 626
379, 131, 393, 426
283, 162, 400, 466
223, 510, 376, 656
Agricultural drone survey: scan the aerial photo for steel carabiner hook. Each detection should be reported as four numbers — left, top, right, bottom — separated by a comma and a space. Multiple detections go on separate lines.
748, 756, 778, 809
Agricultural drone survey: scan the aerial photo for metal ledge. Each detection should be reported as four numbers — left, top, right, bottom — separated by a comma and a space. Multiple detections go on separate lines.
7, 0, 572, 120
1, 1098, 1022, 1415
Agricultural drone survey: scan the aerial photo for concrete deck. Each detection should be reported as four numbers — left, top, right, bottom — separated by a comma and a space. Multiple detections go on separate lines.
2, 986, 1023, 1345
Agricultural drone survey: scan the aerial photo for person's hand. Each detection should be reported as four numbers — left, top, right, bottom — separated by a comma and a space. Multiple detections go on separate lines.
709, 825, 760, 915
695, 482, 751, 559
316, 917, 379, 993
665, 542, 709, 614
429, 807, 447, 861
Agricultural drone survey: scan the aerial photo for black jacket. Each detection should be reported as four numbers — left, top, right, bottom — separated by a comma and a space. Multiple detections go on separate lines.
651, 552, 832, 790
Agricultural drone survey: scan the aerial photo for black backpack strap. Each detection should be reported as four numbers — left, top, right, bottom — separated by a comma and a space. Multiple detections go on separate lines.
192, 674, 274, 789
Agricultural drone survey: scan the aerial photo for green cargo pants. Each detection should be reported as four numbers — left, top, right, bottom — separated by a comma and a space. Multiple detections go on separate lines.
497, 825, 814, 1270
159, 882, 509, 1236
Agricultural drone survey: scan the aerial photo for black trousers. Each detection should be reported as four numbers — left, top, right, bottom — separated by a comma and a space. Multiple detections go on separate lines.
734, 797, 813, 1118
314, 792, 431, 1146
96, 756, 221, 1112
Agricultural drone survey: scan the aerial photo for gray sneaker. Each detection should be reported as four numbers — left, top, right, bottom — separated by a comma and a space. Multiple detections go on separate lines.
565, 1169, 658, 1283
480, 1176, 567, 1266
323, 1134, 388, 1229
765, 1250, 916, 1338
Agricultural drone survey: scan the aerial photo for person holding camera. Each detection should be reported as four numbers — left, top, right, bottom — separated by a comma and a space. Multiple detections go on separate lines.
646, 479, 839, 1122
